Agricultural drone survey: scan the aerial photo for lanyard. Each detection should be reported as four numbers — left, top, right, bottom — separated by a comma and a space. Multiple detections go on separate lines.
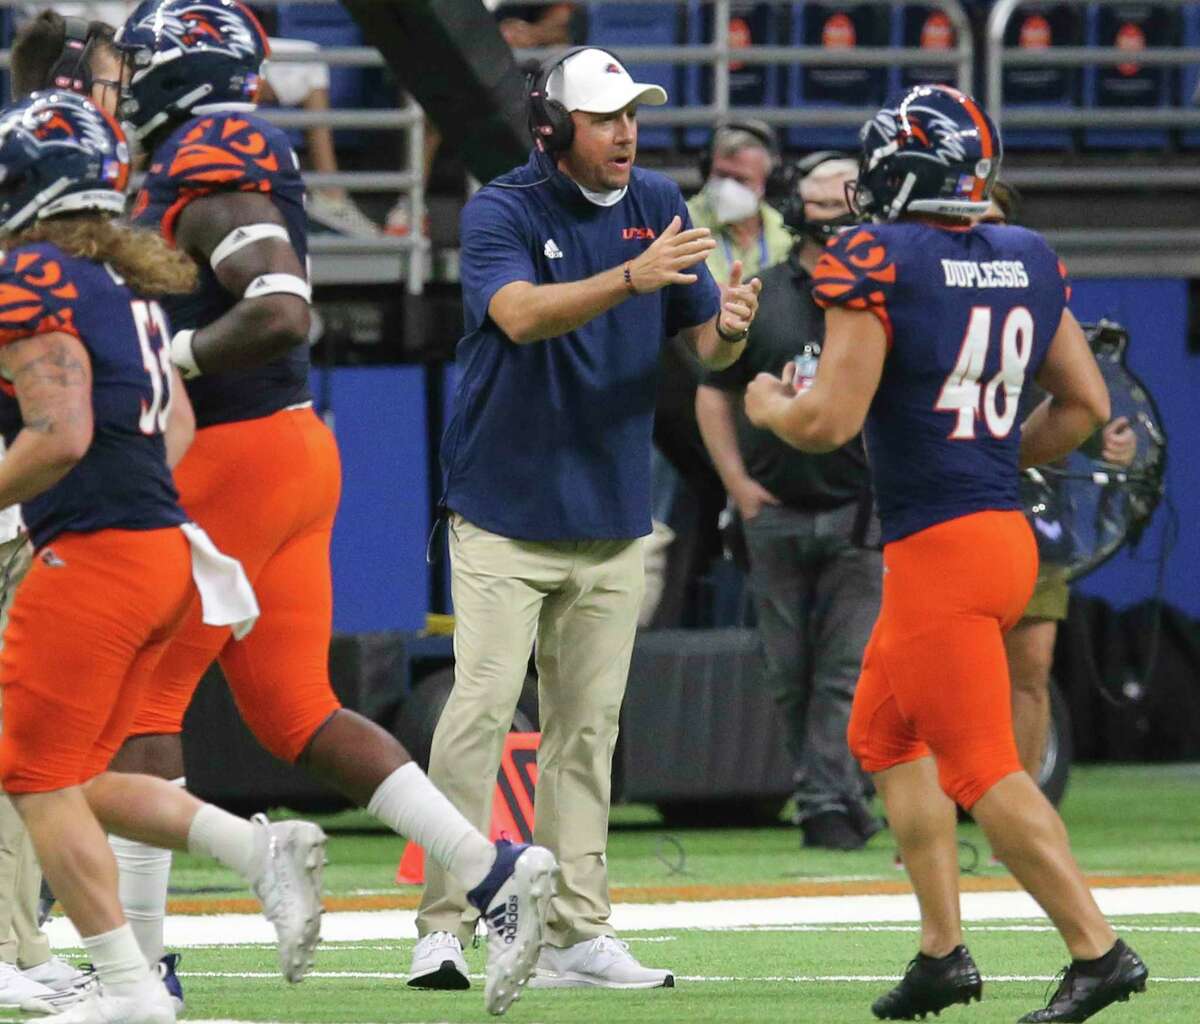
720, 229, 769, 276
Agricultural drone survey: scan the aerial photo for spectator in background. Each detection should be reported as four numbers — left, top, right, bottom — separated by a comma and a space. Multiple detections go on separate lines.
696, 154, 882, 850
258, 37, 381, 239
647, 123, 791, 627
687, 120, 792, 285
244, 4, 380, 238
977, 182, 1138, 786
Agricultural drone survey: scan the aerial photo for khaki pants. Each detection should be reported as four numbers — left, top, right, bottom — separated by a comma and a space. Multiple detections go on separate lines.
417, 515, 644, 948
0, 536, 48, 968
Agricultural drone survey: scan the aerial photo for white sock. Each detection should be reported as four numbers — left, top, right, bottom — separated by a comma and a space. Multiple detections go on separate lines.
109, 776, 183, 966
367, 763, 496, 891
110, 835, 171, 965
186, 805, 263, 883
80, 923, 154, 998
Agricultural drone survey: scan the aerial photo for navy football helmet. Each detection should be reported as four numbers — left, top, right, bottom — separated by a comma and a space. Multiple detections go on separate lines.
0, 91, 131, 234
851, 84, 1002, 222
115, 0, 270, 141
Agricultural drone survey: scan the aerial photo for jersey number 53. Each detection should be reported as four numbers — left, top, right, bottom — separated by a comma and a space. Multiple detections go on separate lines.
131, 299, 173, 436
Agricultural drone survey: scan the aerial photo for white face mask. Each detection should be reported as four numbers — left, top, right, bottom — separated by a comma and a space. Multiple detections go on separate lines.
706, 176, 761, 225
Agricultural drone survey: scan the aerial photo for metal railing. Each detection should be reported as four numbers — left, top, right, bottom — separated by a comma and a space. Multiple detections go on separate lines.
987, 0, 1200, 131
520, 0, 973, 130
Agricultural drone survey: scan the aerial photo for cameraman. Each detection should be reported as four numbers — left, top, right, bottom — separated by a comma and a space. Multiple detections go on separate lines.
696, 154, 881, 850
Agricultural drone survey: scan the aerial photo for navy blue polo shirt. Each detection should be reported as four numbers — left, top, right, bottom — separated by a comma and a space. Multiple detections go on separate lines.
441, 150, 721, 541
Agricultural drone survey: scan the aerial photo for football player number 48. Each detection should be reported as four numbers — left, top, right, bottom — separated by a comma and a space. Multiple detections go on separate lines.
936, 305, 1034, 440
131, 299, 175, 436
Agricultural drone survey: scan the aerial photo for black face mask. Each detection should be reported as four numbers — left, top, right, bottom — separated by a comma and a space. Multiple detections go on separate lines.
802, 212, 858, 245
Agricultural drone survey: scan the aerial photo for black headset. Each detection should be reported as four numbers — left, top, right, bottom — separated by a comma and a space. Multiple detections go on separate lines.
44, 17, 109, 94
778, 149, 850, 234
697, 117, 779, 183
527, 45, 627, 154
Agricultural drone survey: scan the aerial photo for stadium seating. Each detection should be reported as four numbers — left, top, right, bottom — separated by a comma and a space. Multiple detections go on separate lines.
892, 3, 961, 94
274, 0, 380, 149
998, 1, 1082, 150
587, 1, 685, 149
1082, 2, 1176, 150
786, 3, 892, 150
1177, 3, 1200, 146
681, 0, 784, 148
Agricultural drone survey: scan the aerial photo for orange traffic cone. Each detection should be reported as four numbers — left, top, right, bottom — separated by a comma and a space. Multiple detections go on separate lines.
395, 732, 541, 886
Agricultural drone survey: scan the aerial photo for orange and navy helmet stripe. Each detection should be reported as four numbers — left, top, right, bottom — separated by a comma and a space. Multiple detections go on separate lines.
233, 0, 272, 60
926, 86, 997, 202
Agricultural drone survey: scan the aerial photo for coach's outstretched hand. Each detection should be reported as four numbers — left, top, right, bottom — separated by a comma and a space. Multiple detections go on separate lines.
628, 215, 716, 292
718, 260, 763, 340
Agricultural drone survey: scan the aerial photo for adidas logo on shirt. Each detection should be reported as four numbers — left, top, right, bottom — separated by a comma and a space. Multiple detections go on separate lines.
544, 238, 564, 259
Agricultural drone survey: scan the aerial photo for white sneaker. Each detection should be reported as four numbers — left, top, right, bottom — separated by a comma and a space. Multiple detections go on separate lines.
466, 839, 558, 1016
408, 931, 469, 989
40, 981, 175, 1023
0, 960, 58, 1011
530, 935, 675, 989
307, 192, 381, 238
249, 813, 327, 983
15, 956, 92, 1013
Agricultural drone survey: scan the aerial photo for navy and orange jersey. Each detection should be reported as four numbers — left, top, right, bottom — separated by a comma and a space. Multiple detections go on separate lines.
0, 242, 186, 548
131, 108, 311, 429
813, 221, 1068, 544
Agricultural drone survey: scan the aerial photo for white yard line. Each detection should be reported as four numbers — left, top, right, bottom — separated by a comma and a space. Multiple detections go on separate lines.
183, 971, 1200, 984
44, 883, 1195, 948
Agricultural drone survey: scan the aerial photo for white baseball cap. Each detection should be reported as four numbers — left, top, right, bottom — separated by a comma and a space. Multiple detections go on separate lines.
546, 48, 668, 113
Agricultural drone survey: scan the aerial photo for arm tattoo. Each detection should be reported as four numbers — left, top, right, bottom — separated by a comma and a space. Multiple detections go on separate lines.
4, 336, 89, 435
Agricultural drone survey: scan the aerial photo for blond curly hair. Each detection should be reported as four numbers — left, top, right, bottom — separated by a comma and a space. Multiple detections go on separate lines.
11, 215, 197, 296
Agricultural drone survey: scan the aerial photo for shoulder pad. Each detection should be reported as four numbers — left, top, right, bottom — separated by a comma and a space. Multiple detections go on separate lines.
0, 247, 82, 347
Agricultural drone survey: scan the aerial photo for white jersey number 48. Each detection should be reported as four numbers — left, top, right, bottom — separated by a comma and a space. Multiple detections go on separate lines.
935, 304, 1034, 440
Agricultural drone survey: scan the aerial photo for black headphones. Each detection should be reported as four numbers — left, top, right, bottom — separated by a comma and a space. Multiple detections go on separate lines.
698, 117, 779, 183
779, 150, 850, 234
44, 17, 108, 94
527, 45, 627, 154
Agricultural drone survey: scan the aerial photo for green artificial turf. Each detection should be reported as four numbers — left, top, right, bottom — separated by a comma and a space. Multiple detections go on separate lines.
25, 764, 1199, 1022
161, 763, 1200, 901
11, 921, 1195, 1023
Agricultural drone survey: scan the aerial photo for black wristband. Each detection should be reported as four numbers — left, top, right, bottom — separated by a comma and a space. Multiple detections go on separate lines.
717, 322, 748, 343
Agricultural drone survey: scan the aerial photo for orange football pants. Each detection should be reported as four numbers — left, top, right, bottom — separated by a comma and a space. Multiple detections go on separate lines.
0, 528, 194, 793
127, 407, 343, 763
847, 510, 1037, 809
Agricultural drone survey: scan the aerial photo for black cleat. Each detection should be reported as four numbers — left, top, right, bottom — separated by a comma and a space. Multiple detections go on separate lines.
872, 945, 983, 1020
1018, 940, 1147, 1022
801, 810, 867, 851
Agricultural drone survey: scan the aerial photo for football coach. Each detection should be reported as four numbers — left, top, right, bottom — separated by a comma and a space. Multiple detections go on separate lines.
413, 47, 761, 990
